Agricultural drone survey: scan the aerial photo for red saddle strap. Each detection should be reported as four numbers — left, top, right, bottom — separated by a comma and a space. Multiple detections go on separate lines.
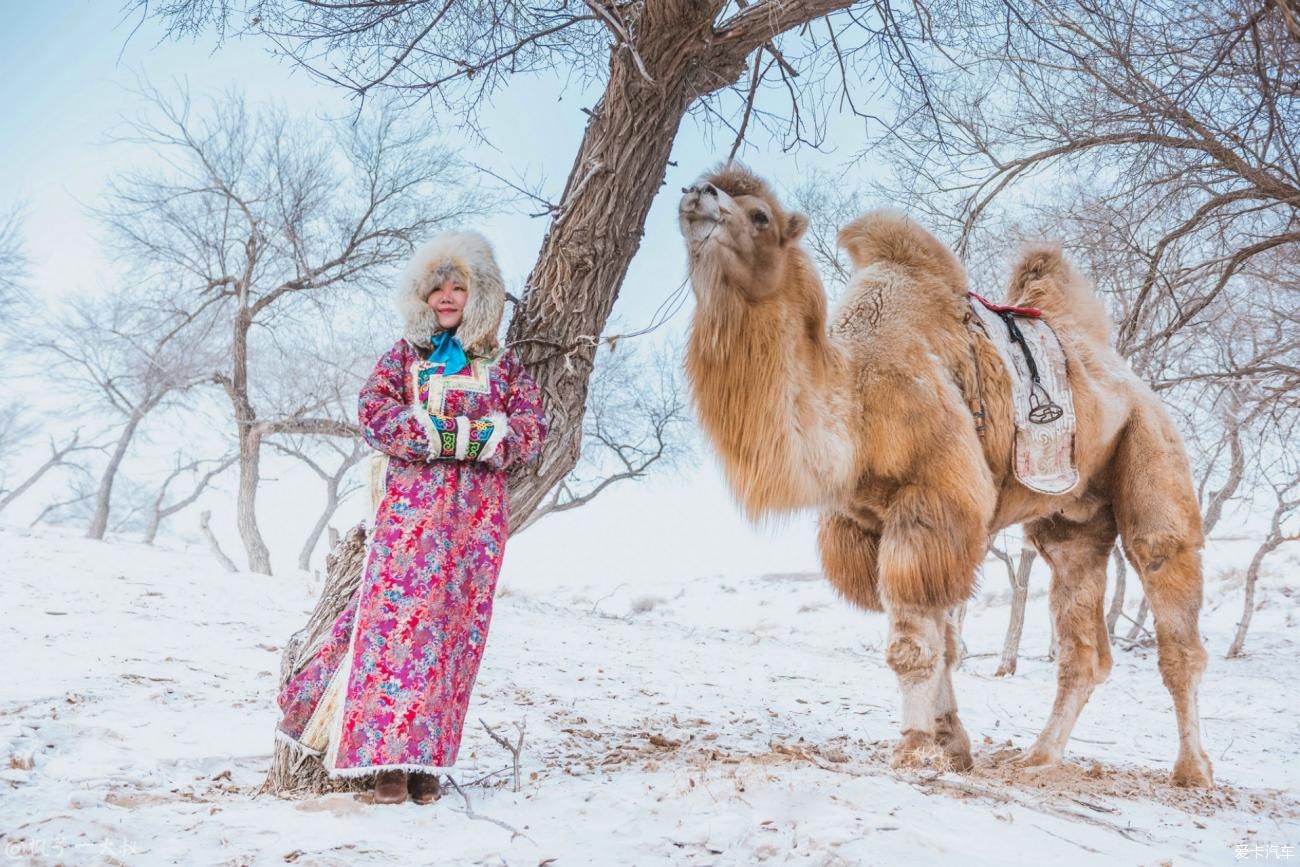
969, 291, 1042, 318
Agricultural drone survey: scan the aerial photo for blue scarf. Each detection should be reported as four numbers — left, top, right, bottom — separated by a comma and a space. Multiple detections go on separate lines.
429, 330, 469, 375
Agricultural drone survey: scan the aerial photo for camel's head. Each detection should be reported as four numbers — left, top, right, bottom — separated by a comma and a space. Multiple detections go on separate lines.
678, 164, 809, 302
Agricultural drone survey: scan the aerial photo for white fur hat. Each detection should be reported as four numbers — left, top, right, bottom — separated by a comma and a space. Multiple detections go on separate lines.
397, 230, 506, 356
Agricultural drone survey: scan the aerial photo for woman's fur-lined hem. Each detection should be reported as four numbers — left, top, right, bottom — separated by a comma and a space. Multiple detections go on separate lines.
275, 730, 460, 778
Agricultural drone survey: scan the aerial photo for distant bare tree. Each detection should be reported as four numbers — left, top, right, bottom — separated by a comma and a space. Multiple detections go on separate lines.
143, 452, 238, 544
0, 430, 100, 516
1228, 468, 1300, 658
24, 285, 223, 540
268, 435, 367, 571
101, 85, 481, 573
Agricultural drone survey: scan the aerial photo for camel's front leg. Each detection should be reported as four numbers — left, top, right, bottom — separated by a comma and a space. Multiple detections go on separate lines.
933, 607, 974, 771
884, 603, 950, 769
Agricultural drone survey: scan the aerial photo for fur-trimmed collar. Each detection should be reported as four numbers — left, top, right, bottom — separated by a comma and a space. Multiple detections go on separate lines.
397, 230, 505, 357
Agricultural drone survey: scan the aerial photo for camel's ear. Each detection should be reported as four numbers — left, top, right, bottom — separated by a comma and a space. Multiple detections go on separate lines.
783, 212, 809, 244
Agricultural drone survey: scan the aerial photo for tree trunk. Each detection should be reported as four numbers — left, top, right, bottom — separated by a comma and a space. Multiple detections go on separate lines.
298, 476, 341, 572
262, 524, 372, 796
236, 428, 273, 574
994, 548, 1035, 676
1226, 541, 1273, 658
1105, 546, 1126, 636
87, 412, 145, 540
143, 506, 162, 545
229, 303, 273, 574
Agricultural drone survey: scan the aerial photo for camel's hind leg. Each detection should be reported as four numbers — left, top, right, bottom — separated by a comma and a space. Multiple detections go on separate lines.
1018, 510, 1116, 767
1113, 407, 1214, 787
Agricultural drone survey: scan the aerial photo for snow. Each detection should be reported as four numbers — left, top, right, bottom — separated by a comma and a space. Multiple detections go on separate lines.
1, 525, 1297, 866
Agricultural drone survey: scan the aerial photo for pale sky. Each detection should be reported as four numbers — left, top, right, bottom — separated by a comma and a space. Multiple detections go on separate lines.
0, 3, 892, 586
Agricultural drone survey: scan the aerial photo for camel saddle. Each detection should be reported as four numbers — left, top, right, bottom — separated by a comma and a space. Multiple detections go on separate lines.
967, 293, 1079, 495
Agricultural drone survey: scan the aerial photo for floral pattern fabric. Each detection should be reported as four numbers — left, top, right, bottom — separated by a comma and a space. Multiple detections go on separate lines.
275, 338, 547, 776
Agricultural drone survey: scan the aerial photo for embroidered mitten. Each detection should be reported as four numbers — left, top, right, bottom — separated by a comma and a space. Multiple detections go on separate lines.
427, 413, 461, 459
425, 413, 508, 462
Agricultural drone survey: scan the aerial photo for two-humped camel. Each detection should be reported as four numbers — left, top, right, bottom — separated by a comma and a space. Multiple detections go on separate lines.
678, 164, 1213, 787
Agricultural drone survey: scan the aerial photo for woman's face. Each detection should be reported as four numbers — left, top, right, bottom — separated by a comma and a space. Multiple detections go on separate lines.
427, 277, 467, 330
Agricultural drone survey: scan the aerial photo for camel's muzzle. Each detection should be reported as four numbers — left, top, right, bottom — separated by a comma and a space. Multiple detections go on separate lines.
679, 182, 727, 244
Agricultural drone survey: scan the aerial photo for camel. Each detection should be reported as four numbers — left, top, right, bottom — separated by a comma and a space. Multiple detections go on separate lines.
677, 164, 1214, 788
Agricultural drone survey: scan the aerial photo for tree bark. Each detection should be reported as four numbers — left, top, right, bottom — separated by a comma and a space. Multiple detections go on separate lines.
994, 548, 1035, 677
235, 428, 272, 574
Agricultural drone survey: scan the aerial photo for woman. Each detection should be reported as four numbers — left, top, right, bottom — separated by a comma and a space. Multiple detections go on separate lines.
275, 230, 548, 805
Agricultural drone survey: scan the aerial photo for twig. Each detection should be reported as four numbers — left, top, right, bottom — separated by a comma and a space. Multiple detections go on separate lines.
443, 776, 532, 841
480, 718, 526, 792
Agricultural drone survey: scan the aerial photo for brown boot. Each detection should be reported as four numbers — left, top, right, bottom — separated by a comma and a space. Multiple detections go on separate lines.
408, 772, 442, 805
372, 769, 408, 805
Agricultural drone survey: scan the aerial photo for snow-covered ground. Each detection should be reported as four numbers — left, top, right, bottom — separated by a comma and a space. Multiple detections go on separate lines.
1, 525, 1296, 866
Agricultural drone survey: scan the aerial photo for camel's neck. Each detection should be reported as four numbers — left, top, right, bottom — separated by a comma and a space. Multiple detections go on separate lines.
686, 260, 854, 518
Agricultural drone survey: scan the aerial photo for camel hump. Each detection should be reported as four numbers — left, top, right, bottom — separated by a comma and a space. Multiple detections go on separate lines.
1006, 244, 1112, 343
837, 209, 966, 294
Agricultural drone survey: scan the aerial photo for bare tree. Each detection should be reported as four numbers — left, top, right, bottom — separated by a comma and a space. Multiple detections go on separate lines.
23, 285, 223, 540
143, 452, 238, 544
515, 340, 691, 533
0, 430, 100, 516
269, 435, 368, 571
1227, 470, 1300, 658
139, 0, 918, 538
101, 86, 481, 573
879, 1, 1298, 351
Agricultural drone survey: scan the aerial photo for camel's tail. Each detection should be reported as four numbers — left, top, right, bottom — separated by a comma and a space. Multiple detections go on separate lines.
837, 209, 966, 294
1005, 244, 1112, 344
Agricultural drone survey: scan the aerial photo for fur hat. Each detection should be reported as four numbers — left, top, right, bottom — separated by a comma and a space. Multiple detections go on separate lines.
397, 230, 505, 356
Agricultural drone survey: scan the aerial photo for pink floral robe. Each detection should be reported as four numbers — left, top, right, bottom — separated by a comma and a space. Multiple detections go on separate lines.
275, 338, 547, 776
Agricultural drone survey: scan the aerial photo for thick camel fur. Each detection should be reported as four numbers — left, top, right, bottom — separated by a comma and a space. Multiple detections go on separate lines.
678, 164, 1213, 788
